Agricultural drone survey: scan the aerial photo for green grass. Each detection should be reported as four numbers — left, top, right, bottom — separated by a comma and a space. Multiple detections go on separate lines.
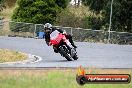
0, 49, 27, 63
0, 69, 131, 88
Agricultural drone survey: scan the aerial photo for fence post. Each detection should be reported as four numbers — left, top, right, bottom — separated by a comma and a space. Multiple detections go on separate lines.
71, 27, 73, 36
34, 24, 37, 38
108, 0, 114, 43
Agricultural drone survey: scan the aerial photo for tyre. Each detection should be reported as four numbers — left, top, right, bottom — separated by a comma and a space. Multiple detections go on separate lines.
59, 46, 73, 61
73, 54, 78, 60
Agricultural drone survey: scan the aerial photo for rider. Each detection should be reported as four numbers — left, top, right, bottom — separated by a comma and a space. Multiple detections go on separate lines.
43, 23, 77, 52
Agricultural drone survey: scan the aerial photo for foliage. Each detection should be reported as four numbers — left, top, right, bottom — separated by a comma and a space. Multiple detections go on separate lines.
55, 6, 91, 28
11, 0, 68, 33
0, 0, 6, 12
103, 0, 132, 32
55, 0, 68, 9
56, 9, 84, 28
12, 0, 68, 24
82, 0, 107, 14
85, 16, 104, 30
82, 0, 132, 32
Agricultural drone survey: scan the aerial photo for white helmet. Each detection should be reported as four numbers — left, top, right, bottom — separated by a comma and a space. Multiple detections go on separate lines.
44, 23, 52, 30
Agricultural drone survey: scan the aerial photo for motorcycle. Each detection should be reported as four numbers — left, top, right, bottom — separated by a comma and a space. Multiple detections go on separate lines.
49, 30, 78, 61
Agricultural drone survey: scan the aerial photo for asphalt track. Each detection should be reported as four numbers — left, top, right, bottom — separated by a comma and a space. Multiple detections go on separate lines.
0, 36, 132, 68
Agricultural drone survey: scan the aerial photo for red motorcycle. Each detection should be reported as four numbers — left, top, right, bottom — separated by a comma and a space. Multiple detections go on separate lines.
49, 30, 78, 61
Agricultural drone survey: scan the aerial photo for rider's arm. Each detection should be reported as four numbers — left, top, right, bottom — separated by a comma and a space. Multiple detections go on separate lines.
45, 32, 50, 46
56, 28, 67, 35
52, 27, 64, 33
57, 29, 63, 33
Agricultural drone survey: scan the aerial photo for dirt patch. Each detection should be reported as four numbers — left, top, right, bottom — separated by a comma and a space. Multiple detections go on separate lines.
0, 49, 27, 63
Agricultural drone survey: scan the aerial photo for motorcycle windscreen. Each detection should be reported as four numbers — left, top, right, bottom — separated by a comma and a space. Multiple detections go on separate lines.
50, 30, 63, 45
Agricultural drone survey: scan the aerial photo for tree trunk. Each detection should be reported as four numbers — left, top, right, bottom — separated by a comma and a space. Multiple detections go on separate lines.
126, 20, 131, 32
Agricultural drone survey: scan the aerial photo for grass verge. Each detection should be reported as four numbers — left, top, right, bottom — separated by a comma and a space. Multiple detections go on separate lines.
0, 69, 131, 88
0, 49, 27, 63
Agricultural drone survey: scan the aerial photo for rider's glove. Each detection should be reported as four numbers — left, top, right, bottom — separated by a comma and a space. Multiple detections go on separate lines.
62, 30, 67, 35
49, 42, 52, 46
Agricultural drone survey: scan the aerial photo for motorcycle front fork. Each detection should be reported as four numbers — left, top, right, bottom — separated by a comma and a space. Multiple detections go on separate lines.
65, 39, 74, 49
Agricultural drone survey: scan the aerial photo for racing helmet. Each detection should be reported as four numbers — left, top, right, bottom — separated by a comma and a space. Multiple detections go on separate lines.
44, 23, 52, 31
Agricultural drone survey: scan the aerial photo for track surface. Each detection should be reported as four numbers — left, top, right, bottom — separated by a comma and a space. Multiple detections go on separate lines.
0, 36, 132, 68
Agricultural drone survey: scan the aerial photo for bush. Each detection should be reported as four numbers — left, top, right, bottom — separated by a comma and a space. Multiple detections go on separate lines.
84, 16, 104, 30
0, 0, 6, 12
55, 8, 87, 28
11, 0, 68, 33
12, 0, 68, 24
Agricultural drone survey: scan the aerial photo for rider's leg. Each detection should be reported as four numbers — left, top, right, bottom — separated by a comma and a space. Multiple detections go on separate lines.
65, 34, 77, 48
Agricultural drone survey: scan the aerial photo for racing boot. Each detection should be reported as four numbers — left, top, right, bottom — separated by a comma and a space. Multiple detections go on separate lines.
71, 43, 77, 48
68, 37, 77, 48
53, 47, 58, 53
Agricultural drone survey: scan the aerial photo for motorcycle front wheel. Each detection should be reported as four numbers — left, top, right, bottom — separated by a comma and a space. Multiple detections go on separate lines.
59, 46, 73, 61
73, 54, 78, 60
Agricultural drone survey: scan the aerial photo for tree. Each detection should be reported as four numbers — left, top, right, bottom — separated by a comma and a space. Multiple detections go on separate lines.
103, 0, 132, 32
55, 0, 68, 9
12, 0, 68, 24
56, 8, 86, 28
81, 0, 108, 30
0, 0, 6, 12
82, 0, 107, 14
82, 0, 132, 32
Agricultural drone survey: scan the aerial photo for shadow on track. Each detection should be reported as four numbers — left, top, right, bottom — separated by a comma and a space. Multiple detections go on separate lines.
45, 59, 71, 62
